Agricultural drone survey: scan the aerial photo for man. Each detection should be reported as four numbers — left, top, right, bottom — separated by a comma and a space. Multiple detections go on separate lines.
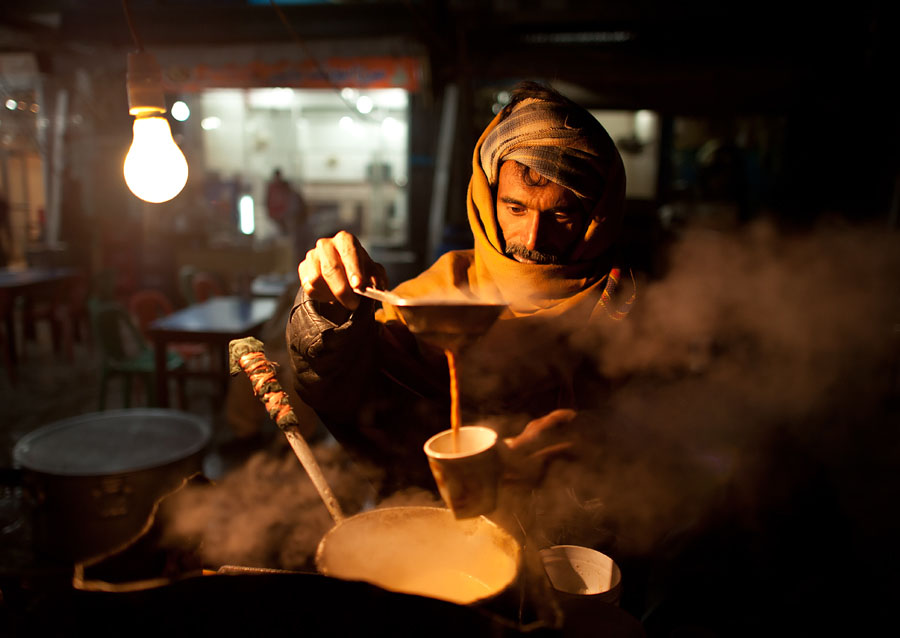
265, 168, 291, 233
266, 167, 310, 263
287, 82, 633, 495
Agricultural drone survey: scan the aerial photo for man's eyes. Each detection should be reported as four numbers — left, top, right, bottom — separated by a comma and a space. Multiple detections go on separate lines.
502, 204, 577, 223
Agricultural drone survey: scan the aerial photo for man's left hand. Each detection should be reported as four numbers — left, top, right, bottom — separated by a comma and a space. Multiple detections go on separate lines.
499, 408, 579, 485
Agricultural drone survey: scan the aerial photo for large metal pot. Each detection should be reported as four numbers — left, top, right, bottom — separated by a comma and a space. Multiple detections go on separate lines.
12, 408, 211, 563
315, 506, 521, 605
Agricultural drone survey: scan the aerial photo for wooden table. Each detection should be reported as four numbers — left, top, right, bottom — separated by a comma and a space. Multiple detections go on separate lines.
250, 272, 298, 298
147, 296, 277, 407
0, 266, 78, 367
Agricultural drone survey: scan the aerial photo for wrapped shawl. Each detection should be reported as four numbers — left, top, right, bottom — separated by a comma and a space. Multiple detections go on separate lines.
382, 97, 633, 323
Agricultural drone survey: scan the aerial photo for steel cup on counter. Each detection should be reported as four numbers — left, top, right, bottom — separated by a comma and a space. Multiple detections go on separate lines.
540, 544, 623, 606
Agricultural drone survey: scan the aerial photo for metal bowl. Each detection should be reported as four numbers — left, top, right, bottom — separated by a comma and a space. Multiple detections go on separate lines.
394, 301, 506, 348
359, 288, 507, 349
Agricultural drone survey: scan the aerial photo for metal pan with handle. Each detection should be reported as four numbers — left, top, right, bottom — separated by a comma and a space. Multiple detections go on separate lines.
229, 337, 522, 606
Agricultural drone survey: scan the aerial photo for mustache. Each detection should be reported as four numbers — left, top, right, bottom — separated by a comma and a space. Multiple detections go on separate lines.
504, 244, 561, 265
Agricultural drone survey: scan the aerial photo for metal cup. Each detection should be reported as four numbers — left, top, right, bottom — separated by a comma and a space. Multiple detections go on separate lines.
540, 545, 623, 606
424, 426, 501, 519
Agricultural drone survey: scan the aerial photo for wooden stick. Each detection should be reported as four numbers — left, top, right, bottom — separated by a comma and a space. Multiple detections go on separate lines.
228, 337, 344, 523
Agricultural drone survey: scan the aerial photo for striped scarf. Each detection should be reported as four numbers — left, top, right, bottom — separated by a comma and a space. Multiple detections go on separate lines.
480, 98, 613, 210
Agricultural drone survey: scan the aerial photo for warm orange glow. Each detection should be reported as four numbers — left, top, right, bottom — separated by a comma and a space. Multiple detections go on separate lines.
123, 116, 188, 203
445, 348, 460, 452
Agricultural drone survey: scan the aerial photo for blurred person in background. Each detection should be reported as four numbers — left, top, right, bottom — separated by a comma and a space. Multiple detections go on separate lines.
266, 167, 310, 264
265, 168, 292, 234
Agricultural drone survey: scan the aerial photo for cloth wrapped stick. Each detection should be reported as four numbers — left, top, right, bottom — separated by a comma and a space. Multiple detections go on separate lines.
228, 337, 344, 522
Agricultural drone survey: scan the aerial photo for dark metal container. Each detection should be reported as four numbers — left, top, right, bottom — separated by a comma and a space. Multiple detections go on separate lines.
12, 409, 211, 563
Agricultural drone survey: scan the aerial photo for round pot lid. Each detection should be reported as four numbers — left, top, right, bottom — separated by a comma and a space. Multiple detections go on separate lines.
13, 409, 212, 476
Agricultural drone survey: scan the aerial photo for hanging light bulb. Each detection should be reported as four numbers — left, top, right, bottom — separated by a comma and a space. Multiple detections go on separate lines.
123, 51, 188, 203
124, 115, 188, 203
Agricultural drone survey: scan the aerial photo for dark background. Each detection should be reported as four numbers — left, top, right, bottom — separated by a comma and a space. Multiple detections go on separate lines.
1, 2, 898, 636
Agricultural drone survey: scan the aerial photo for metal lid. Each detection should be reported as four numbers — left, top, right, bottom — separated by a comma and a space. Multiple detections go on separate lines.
13, 409, 212, 476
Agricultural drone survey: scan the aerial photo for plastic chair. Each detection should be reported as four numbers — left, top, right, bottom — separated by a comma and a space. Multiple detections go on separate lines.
128, 289, 208, 365
88, 298, 186, 410
191, 271, 227, 303
129, 289, 175, 331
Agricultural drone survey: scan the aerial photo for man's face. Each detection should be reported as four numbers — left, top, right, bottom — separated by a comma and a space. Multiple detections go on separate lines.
495, 161, 586, 265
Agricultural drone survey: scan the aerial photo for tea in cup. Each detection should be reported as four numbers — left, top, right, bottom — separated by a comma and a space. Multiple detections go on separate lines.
424, 425, 501, 519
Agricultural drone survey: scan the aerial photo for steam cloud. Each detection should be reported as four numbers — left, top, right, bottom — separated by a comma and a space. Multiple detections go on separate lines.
461, 217, 899, 558
538, 218, 900, 555
163, 218, 898, 584
161, 436, 445, 571
162, 440, 375, 570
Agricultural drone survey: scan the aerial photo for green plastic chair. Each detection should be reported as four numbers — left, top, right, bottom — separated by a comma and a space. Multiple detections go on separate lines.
87, 298, 186, 410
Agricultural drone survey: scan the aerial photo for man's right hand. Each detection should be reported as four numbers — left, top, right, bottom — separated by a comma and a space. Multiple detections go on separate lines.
298, 231, 388, 311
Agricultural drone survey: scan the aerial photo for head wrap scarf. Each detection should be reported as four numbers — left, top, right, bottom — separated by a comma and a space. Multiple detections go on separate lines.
385, 94, 633, 323
480, 98, 610, 209
468, 97, 631, 320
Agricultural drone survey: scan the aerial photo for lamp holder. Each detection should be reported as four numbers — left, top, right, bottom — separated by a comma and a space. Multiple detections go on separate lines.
127, 51, 166, 117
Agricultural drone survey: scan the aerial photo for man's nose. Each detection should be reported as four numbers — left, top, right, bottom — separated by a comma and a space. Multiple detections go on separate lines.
524, 212, 541, 250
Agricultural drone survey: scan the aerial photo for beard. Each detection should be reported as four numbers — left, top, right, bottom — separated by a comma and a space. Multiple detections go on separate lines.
504, 243, 562, 265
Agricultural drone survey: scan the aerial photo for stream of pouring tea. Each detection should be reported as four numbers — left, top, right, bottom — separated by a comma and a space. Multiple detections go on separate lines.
445, 348, 460, 452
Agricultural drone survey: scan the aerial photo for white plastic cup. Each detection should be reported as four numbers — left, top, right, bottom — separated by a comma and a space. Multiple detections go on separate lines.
424, 426, 500, 519
540, 544, 623, 606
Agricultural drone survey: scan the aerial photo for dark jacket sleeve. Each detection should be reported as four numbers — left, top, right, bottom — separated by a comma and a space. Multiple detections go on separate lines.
285, 288, 449, 493
286, 287, 379, 422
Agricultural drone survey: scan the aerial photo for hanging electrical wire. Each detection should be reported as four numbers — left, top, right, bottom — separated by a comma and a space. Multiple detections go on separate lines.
267, 0, 377, 124
120, 0, 189, 203
121, 0, 144, 51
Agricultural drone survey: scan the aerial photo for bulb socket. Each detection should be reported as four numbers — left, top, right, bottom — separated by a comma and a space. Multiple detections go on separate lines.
127, 51, 166, 117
